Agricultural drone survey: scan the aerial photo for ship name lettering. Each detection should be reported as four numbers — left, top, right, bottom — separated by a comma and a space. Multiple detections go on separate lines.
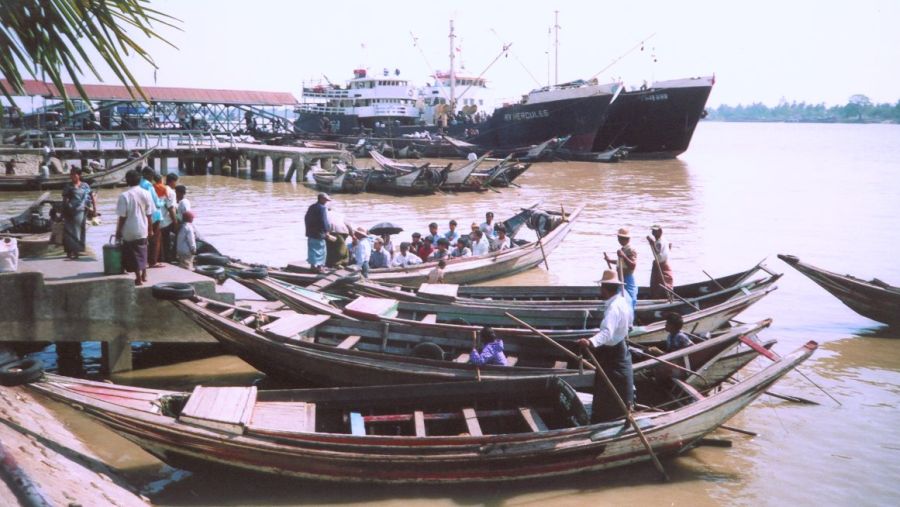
504, 109, 550, 122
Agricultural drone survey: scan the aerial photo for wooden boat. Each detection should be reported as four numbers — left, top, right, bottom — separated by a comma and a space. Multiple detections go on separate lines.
438, 152, 492, 191
282, 203, 582, 287
161, 289, 773, 387
308, 165, 369, 194
344, 267, 781, 311
0, 150, 152, 191
29, 341, 816, 484
0, 191, 59, 256
778, 254, 900, 326
235, 272, 780, 331
365, 164, 446, 195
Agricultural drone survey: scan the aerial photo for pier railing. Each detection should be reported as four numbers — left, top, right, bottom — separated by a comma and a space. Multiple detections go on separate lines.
32, 130, 247, 153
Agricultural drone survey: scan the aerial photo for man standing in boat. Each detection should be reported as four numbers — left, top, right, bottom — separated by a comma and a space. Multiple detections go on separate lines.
604, 228, 638, 312
577, 269, 635, 423
305, 193, 331, 273
648, 225, 674, 299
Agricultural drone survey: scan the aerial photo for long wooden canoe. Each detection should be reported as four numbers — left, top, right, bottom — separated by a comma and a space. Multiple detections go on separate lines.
235, 272, 779, 332
778, 253, 900, 326
232, 272, 776, 346
350, 259, 775, 304
29, 341, 816, 484
281, 203, 583, 287
164, 292, 772, 388
0, 150, 152, 191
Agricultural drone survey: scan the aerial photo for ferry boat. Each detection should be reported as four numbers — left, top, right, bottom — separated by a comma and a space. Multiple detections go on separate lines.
294, 68, 420, 135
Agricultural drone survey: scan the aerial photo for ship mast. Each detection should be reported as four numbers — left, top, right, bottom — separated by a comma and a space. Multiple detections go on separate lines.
449, 19, 457, 112
553, 10, 560, 86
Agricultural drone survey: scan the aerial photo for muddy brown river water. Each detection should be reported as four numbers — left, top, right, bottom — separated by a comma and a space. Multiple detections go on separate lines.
1, 121, 899, 505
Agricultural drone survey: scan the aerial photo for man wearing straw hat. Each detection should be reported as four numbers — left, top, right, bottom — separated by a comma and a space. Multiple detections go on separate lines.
578, 269, 635, 423
604, 227, 638, 312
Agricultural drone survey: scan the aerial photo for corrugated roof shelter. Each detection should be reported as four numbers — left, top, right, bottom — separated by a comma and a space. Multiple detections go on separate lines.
2, 79, 297, 106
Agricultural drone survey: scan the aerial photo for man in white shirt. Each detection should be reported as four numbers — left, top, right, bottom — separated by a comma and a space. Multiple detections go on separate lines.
391, 242, 423, 267
578, 269, 635, 423
116, 169, 154, 286
350, 227, 372, 277
648, 225, 674, 299
480, 211, 497, 239
490, 224, 512, 251
470, 229, 490, 256
175, 185, 192, 223
159, 173, 179, 262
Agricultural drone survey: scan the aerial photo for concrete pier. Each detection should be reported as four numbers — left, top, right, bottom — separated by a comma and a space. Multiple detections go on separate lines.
0, 253, 234, 373
0, 385, 150, 506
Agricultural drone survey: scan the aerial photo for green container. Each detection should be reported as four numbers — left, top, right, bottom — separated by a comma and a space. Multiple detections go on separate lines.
103, 236, 124, 275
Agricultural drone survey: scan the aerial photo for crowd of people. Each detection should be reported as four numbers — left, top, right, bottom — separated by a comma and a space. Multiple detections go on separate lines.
305, 194, 515, 277
112, 164, 195, 286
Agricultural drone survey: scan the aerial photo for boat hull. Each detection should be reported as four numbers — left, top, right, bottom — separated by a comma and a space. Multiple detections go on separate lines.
593, 81, 713, 159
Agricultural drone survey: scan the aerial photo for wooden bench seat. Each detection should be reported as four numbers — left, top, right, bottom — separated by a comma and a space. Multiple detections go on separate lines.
248, 401, 316, 434
344, 296, 400, 320
420, 313, 438, 324
335, 335, 362, 350
462, 407, 482, 436
179, 386, 257, 434
258, 313, 330, 340
518, 407, 549, 432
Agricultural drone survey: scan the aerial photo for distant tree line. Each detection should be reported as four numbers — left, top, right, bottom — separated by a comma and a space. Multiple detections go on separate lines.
705, 95, 900, 123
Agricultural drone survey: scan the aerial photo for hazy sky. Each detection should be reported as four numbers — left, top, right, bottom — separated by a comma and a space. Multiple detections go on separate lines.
42, 0, 900, 107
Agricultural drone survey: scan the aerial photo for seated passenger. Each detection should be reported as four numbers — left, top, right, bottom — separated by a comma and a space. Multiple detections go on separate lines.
490, 224, 511, 251
392, 242, 423, 267
469, 326, 507, 366
428, 237, 451, 260
649, 313, 693, 356
470, 229, 490, 256
427, 259, 446, 283
368, 237, 392, 269
411, 232, 432, 261
450, 237, 472, 258
444, 219, 460, 244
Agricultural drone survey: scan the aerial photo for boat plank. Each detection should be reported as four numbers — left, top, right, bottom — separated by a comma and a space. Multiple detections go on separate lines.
414, 410, 427, 437
259, 314, 330, 340
518, 407, 549, 432
349, 412, 366, 435
249, 401, 316, 434
179, 386, 257, 434
462, 407, 482, 436
335, 335, 362, 350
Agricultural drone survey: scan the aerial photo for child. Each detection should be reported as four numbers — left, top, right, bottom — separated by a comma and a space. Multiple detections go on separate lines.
176, 210, 197, 270
427, 259, 446, 284
469, 326, 507, 366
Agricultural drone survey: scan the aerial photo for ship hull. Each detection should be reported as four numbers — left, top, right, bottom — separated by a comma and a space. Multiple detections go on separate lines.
592, 81, 713, 159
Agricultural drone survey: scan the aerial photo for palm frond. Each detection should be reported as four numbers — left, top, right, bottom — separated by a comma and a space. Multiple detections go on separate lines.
0, 0, 179, 112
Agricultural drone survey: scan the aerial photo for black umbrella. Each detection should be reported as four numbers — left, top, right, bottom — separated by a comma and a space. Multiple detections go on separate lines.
368, 222, 404, 236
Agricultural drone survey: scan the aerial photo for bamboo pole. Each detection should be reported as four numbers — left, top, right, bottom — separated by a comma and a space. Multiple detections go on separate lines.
504, 312, 594, 370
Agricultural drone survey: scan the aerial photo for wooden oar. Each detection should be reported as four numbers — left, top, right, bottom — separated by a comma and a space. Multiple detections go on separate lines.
628, 346, 711, 386
647, 235, 673, 303
702, 269, 727, 291
582, 347, 669, 481
472, 330, 482, 382
535, 230, 550, 271
504, 311, 669, 482
660, 284, 700, 311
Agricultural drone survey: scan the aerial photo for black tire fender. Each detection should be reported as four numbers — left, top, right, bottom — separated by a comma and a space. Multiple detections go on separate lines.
237, 267, 268, 279
151, 282, 196, 301
195, 265, 226, 278
411, 342, 444, 360
0, 358, 44, 386
195, 253, 231, 266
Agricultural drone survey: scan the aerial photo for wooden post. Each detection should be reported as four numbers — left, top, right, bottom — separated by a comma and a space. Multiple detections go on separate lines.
212, 156, 222, 175
272, 157, 284, 181
250, 155, 260, 179
178, 157, 185, 175
159, 157, 169, 176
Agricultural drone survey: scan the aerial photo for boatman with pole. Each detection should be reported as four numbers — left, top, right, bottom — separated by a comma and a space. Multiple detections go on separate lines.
577, 269, 635, 423
305, 193, 331, 273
